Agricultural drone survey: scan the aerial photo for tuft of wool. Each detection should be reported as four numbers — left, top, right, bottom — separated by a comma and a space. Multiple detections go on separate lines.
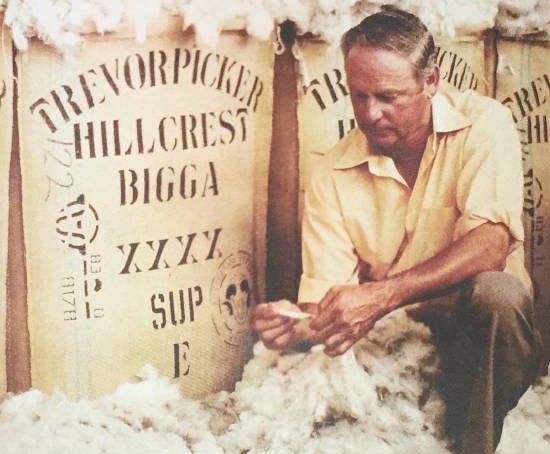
496, 52, 516, 75
497, 367, 550, 454
0, 386, 192, 453
2, 1, 550, 53
0, 309, 549, 452
0, 310, 451, 453
212, 309, 451, 453
496, 0, 550, 36
4, 0, 119, 51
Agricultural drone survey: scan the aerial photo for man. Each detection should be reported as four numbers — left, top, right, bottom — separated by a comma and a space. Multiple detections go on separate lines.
253, 7, 542, 454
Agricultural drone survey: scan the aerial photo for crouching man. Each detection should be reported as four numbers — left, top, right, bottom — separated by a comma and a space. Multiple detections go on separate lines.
253, 6, 542, 454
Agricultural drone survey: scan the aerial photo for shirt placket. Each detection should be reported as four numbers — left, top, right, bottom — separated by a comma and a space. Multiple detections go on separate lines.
404, 134, 437, 235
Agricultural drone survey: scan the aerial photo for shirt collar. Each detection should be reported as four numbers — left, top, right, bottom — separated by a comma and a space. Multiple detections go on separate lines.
332, 129, 371, 170
333, 92, 471, 171
431, 91, 471, 133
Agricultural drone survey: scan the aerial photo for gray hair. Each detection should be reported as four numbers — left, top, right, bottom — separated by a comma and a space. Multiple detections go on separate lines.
341, 6, 436, 83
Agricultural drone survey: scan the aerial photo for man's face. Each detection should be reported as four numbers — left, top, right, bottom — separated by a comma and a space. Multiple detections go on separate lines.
345, 45, 435, 154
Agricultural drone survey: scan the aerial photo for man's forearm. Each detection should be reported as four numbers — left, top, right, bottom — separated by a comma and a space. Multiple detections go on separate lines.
383, 222, 512, 311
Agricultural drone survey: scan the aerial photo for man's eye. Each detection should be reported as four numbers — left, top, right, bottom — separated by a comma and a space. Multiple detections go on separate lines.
378, 94, 397, 103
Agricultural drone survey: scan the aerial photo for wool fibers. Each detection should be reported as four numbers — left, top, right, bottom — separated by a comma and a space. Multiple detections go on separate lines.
213, 310, 449, 453
0, 309, 549, 452
497, 368, 550, 454
0, 310, 448, 453
497, 0, 550, 36
2, 1, 549, 52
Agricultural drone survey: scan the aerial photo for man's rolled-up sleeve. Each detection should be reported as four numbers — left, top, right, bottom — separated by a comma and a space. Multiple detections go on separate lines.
298, 165, 359, 303
453, 105, 525, 250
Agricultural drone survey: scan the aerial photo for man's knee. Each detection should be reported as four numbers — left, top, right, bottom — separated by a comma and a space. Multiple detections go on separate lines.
467, 271, 533, 323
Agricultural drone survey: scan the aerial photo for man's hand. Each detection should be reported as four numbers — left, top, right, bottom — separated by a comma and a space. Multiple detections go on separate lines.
310, 280, 402, 356
252, 300, 319, 351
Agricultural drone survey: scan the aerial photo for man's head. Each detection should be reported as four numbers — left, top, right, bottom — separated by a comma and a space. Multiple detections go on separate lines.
341, 7, 439, 154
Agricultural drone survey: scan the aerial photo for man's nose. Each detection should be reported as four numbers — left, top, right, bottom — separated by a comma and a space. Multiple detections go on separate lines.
363, 98, 383, 124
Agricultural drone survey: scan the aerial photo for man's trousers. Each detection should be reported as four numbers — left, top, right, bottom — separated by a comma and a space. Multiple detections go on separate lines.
408, 271, 543, 454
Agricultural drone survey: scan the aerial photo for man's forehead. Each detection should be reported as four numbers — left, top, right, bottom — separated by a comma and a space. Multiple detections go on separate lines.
345, 46, 420, 83
345, 45, 414, 70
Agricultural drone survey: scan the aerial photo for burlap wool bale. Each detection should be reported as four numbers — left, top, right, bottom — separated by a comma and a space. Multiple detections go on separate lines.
496, 38, 550, 361
15, 16, 273, 398
296, 36, 487, 221
0, 23, 13, 397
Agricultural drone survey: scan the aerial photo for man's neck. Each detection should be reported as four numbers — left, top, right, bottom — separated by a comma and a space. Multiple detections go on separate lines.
386, 112, 433, 188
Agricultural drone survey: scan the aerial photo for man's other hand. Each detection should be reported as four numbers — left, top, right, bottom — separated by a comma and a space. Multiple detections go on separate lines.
252, 300, 303, 351
310, 281, 400, 356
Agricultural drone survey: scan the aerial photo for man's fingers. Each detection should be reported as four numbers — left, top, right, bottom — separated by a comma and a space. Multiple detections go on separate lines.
267, 331, 294, 351
297, 302, 319, 316
310, 288, 339, 331
311, 321, 342, 344
260, 319, 295, 344
317, 287, 337, 310
310, 308, 340, 332
325, 339, 355, 357
253, 302, 299, 332
253, 315, 293, 332
253, 303, 281, 320
309, 304, 335, 331
323, 332, 348, 350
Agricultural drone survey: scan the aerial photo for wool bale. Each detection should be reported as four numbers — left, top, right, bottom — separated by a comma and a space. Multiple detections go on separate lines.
496, 38, 550, 362
14, 15, 273, 398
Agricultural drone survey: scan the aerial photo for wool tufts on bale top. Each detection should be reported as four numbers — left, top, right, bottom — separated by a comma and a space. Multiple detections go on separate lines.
1, 0, 549, 53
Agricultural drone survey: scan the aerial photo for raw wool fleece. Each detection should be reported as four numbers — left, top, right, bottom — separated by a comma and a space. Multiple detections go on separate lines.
212, 309, 448, 453
0, 310, 549, 453
1, 1, 550, 52
1, 0, 162, 52
0, 365, 220, 454
497, 368, 550, 454
496, 0, 550, 36
0, 310, 449, 453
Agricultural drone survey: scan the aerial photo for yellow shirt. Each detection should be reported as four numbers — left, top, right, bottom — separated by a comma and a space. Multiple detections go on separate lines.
298, 89, 531, 303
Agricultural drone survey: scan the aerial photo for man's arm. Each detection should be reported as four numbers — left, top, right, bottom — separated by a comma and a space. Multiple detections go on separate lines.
309, 221, 511, 356
251, 140, 364, 353
391, 221, 510, 303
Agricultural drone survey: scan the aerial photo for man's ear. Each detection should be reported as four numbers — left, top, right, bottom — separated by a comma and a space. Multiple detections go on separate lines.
424, 64, 440, 98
